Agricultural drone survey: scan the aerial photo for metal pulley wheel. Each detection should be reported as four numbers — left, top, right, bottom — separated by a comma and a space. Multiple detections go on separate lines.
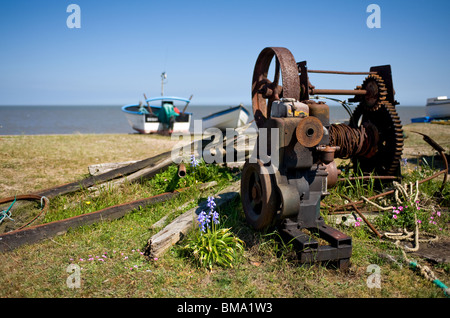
251, 47, 300, 128
296, 116, 324, 148
241, 159, 278, 230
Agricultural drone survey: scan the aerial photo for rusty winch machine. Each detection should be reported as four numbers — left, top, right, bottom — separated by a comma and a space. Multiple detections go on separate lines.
241, 47, 403, 269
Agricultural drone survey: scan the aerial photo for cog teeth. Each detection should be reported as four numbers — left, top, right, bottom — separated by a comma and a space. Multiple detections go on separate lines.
361, 74, 390, 112
351, 99, 404, 176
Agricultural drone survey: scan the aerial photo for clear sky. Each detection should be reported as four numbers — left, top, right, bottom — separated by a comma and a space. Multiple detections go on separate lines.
0, 0, 449, 107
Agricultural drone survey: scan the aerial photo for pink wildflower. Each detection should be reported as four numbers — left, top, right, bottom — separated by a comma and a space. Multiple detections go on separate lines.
393, 214, 397, 219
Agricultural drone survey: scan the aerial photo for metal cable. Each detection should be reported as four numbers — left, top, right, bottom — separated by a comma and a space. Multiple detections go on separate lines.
329, 123, 376, 159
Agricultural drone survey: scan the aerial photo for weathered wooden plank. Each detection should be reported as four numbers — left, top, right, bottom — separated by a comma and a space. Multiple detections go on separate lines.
88, 160, 139, 176
88, 156, 175, 196
0, 191, 178, 252
145, 180, 241, 259
33, 138, 211, 198
35, 150, 173, 198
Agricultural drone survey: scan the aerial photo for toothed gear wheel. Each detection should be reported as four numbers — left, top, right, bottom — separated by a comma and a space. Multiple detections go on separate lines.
360, 74, 388, 112
350, 100, 404, 175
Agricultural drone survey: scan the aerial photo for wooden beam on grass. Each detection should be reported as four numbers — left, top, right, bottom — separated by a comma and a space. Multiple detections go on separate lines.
0, 182, 218, 252
34, 150, 173, 198
88, 160, 139, 176
33, 138, 211, 199
0, 191, 177, 252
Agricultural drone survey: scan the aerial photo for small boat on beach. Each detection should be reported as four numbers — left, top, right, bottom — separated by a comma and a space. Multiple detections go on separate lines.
122, 72, 193, 134
202, 104, 250, 131
426, 96, 450, 119
122, 96, 192, 134
411, 96, 450, 123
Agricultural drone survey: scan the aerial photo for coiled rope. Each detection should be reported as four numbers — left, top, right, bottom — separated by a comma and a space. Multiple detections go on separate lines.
0, 195, 49, 231
0, 196, 16, 224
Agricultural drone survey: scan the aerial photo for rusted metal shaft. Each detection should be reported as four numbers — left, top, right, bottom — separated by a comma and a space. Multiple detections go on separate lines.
178, 163, 186, 178
307, 70, 376, 75
310, 89, 367, 95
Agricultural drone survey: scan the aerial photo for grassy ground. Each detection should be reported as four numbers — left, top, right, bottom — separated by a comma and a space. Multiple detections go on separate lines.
0, 123, 449, 298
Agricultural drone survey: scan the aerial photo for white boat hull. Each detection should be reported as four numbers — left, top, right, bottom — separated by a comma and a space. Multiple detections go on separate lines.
122, 98, 192, 134
123, 111, 190, 134
202, 106, 250, 131
426, 96, 450, 119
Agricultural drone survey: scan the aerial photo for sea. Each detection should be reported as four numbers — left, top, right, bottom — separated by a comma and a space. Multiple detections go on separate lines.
0, 104, 427, 135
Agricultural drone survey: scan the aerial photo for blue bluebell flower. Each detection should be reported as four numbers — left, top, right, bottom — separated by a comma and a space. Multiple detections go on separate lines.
401, 158, 408, 167
211, 211, 220, 225
207, 196, 216, 210
197, 210, 208, 232
190, 155, 199, 168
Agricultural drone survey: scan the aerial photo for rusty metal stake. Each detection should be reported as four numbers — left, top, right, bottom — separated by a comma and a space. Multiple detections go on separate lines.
307, 69, 377, 75
341, 194, 382, 239
411, 131, 448, 193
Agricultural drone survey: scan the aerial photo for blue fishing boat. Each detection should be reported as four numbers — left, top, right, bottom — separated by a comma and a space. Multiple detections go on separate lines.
122, 96, 192, 134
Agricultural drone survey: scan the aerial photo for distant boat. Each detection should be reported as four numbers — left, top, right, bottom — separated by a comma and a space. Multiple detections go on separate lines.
426, 96, 450, 119
202, 104, 250, 131
122, 96, 192, 134
411, 96, 450, 123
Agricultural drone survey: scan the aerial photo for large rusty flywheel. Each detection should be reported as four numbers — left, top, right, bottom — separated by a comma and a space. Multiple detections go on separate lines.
251, 47, 300, 129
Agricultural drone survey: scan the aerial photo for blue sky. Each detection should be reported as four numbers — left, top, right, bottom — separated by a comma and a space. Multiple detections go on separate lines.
0, 0, 449, 106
